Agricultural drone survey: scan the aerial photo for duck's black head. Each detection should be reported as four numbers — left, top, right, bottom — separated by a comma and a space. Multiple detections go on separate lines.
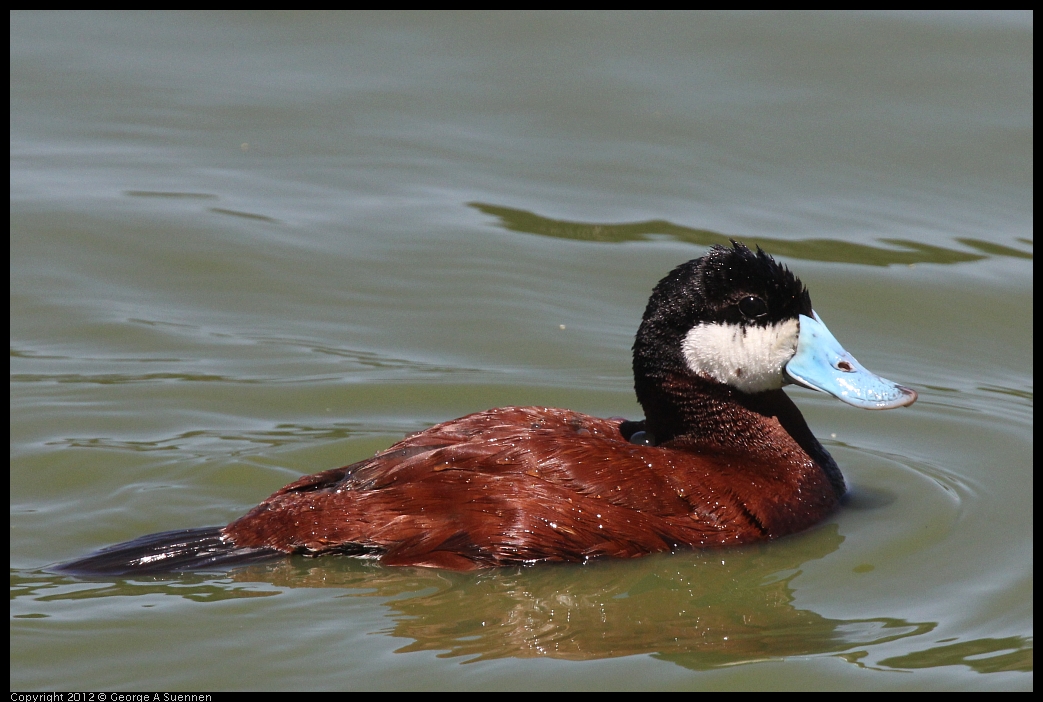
632, 241, 915, 443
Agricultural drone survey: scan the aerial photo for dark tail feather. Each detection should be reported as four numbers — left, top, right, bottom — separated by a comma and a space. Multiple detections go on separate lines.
55, 527, 283, 576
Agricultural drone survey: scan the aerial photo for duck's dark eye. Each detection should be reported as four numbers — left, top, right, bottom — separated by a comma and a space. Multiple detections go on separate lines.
629, 431, 656, 446
738, 296, 768, 319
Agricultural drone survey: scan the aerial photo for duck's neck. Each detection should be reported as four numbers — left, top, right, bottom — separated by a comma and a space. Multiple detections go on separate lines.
635, 370, 846, 498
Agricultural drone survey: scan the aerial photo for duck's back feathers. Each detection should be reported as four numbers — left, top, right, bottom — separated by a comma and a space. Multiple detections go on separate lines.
223, 405, 841, 570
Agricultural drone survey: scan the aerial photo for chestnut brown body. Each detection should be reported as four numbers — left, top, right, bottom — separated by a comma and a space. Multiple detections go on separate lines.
225, 390, 842, 570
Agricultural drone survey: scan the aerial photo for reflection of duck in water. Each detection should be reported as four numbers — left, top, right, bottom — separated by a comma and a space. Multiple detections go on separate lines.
59, 242, 916, 575
267, 526, 931, 665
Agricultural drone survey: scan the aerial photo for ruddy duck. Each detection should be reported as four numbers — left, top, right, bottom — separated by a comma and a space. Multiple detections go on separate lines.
58, 242, 916, 574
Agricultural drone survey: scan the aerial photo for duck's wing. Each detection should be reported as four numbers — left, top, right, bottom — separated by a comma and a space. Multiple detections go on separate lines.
222, 407, 772, 569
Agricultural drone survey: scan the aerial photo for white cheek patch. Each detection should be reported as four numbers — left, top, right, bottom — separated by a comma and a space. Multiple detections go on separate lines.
681, 319, 800, 393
